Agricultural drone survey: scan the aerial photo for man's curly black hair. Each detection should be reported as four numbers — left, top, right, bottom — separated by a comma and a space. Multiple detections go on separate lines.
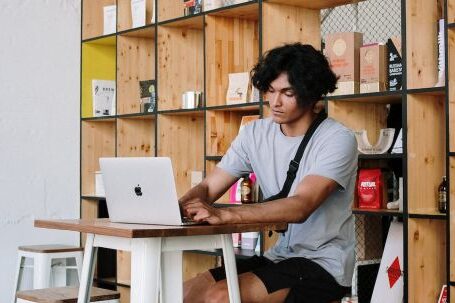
251, 43, 338, 108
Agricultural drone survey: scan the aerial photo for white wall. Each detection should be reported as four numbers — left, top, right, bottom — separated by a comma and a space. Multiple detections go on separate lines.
0, 0, 80, 300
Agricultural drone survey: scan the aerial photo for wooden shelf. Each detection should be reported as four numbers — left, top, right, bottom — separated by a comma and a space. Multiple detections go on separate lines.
157, 115, 204, 197
352, 208, 403, 217
358, 153, 403, 160
81, 116, 116, 122
117, 118, 155, 157
159, 15, 204, 30
206, 2, 259, 20
158, 23, 204, 110
407, 94, 446, 214
326, 91, 402, 104
406, 0, 442, 89
407, 86, 446, 96
117, 28, 155, 115
264, 0, 365, 9
81, 195, 106, 201
408, 218, 446, 303
82, 0, 116, 40
408, 212, 447, 220
82, 37, 116, 119
205, 13, 259, 107
206, 156, 223, 161
206, 109, 259, 156
262, 2, 320, 52
118, 0, 155, 32
81, 121, 116, 196
116, 113, 156, 119
206, 102, 261, 112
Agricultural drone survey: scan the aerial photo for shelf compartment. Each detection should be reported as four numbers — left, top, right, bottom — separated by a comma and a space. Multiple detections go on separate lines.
157, 115, 204, 197
406, 0, 442, 89
82, 37, 117, 118
449, 29, 455, 151
158, 24, 204, 110
118, 0, 155, 32
451, 157, 455, 281
352, 208, 403, 217
327, 101, 389, 145
82, 0, 116, 40
117, 28, 156, 115
206, 2, 259, 20
325, 91, 402, 104
407, 94, 446, 214
206, 109, 259, 156
264, 0, 365, 9
408, 218, 446, 303
205, 14, 259, 107
158, 0, 191, 22
117, 117, 155, 157
81, 121, 116, 196
206, 160, 231, 204
262, 2, 320, 52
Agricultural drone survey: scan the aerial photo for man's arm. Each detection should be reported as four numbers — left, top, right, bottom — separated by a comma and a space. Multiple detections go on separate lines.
183, 174, 338, 224
179, 167, 239, 206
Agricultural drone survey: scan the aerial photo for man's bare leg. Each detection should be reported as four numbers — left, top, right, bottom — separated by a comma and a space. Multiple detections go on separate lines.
185, 271, 290, 303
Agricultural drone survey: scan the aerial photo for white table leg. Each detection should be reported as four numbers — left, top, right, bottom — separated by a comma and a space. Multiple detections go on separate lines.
161, 251, 183, 303
221, 234, 241, 303
131, 238, 162, 303
77, 234, 98, 303
33, 253, 52, 289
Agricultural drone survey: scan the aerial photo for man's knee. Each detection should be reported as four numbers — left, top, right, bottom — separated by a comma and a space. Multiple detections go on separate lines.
204, 282, 229, 303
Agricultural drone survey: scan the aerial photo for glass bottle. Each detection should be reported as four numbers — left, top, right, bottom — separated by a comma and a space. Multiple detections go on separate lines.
241, 174, 253, 204
438, 176, 447, 213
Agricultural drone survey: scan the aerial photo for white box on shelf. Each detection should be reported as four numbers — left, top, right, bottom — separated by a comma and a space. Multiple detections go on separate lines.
226, 72, 250, 105
103, 5, 117, 35
131, 0, 146, 28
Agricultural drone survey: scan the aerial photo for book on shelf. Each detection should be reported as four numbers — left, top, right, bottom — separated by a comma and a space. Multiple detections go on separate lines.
139, 80, 156, 113
131, 0, 146, 28
226, 72, 250, 105
103, 5, 117, 35
92, 80, 116, 116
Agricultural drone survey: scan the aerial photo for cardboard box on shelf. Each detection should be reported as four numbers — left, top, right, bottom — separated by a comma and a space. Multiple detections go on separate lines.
360, 43, 387, 93
325, 32, 363, 95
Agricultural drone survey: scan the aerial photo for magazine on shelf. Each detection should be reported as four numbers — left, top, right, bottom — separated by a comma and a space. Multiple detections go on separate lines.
131, 0, 146, 28
92, 80, 116, 116
103, 5, 116, 35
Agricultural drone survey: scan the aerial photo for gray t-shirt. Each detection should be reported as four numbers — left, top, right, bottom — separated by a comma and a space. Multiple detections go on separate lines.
218, 117, 358, 286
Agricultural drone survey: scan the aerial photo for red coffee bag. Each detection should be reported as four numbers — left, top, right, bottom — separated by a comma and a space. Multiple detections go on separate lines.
357, 168, 385, 209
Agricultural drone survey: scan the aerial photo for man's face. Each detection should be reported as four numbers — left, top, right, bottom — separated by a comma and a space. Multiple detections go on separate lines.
265, 73, 306, 125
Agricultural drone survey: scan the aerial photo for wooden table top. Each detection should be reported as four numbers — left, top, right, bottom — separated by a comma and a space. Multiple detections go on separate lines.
35, 219, 288, 238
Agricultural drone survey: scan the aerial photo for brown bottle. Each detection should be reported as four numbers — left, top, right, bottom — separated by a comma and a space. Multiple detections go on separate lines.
438, 176, 447, 213
241, 174, 253, 204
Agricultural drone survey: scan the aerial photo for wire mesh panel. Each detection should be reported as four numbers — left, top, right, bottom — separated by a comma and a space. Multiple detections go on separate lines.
321, 0, 401, 44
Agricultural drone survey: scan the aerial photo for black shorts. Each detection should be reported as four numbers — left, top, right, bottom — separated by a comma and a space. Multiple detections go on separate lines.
209, 255, 350, 303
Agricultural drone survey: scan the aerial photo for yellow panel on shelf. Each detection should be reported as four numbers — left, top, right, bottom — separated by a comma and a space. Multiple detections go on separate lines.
82, 37, 116, 118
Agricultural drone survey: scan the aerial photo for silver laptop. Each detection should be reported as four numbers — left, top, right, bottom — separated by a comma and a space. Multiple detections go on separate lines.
99, 157, 198, 225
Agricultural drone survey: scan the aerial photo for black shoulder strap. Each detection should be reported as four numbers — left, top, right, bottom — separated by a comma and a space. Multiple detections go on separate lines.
264, 111, 327, 202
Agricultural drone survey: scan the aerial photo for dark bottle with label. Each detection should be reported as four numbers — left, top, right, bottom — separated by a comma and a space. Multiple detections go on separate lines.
438, 176, 447, 213
241, 174, 253, 204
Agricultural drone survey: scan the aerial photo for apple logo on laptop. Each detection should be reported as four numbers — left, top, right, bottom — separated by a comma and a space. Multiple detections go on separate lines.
134, 184, 143, 196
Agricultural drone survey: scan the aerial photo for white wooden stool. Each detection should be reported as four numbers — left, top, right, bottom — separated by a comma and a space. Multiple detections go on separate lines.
13, 245, 84, 302
16, 286, 120, 303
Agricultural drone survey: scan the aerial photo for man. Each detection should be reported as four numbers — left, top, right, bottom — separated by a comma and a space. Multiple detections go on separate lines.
180, 43, 358, 303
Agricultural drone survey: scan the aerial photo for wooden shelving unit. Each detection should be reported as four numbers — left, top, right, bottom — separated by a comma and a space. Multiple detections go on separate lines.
79, 0, 451, 301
